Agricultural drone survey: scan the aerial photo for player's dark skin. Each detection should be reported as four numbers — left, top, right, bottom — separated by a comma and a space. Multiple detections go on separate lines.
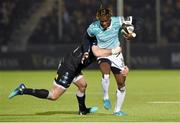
100, 16, 111, 29
97, 14, 133, 90
98, 15, 127, 90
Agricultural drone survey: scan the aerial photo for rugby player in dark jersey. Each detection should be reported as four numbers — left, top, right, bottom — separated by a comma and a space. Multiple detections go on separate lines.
8, 37, 122, 115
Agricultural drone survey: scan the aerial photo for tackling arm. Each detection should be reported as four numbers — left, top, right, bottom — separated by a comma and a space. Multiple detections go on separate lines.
91, 45, 122, 57
84, 32, 122, 57
81, 33, 122, 64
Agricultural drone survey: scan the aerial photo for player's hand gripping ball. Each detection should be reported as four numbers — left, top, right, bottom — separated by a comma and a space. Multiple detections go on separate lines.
121, 23, 136, 41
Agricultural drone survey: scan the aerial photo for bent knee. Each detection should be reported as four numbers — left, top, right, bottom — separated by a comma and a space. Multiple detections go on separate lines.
50, 96, 59, 101
117, 80, 126, 88
78, 83, 87, 92
48, 91, 60, 101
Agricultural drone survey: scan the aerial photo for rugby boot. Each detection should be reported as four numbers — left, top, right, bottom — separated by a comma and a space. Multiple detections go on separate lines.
103, 99, 111, 110
8, 83, 26, 99
79, 106, 98, 115
113, 111, 127, 116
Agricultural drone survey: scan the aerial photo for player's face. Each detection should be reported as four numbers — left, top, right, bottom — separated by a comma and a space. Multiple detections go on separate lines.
99, 16, 111, 30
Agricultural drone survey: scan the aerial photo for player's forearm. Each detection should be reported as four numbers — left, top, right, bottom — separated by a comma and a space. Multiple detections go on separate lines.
92, 45, 122, 57
91, 46, 110, 57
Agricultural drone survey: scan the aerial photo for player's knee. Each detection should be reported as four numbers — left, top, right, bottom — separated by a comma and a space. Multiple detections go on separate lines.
78, 82, 87, 92
50, 95, 59, 101
117, 80, 126, 89
48, 91, 59, 101
50, 97, 58, 101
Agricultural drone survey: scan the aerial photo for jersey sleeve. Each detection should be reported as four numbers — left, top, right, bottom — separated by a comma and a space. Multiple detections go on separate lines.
87, 23, 96, 37
118, 16, 124, 26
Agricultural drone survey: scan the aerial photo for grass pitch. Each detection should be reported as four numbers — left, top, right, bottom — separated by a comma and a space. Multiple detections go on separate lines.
0, 70, 180, 122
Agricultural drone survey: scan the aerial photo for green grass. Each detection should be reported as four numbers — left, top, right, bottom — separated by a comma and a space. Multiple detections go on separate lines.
0, 70, 180, 122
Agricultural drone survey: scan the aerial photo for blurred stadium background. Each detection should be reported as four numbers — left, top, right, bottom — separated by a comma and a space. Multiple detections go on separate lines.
0, 0, 180, 122
0, 0, 180, 70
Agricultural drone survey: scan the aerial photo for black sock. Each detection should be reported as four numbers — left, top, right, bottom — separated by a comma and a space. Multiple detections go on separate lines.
76, 94, 87, 111
23, 88, 49, 99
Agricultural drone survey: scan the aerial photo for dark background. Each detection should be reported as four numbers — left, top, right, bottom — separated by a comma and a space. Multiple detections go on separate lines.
0, 0, 180, 70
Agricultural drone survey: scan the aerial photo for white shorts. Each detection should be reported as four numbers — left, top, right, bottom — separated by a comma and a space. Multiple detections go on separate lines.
97, 53, 125, 70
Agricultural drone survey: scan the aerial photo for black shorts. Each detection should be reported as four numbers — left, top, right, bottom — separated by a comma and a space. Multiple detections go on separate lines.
54, 64, 81, 88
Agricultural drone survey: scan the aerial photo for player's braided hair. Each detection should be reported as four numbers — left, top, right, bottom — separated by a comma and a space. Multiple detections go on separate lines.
96, 8, 112, 20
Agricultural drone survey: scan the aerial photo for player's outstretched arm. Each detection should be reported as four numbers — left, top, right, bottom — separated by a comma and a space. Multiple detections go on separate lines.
91, 45, 122, 57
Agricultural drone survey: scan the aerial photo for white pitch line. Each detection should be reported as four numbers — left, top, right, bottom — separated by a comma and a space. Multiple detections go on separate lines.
148, 101, 180, 104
